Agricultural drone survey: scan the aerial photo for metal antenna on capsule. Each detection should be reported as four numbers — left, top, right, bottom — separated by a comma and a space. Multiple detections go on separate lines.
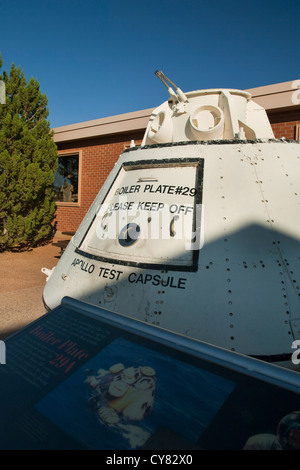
155, 70, 188, 102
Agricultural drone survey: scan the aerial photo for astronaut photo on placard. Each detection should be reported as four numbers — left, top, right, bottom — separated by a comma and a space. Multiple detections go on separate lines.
243, 411, 300, 450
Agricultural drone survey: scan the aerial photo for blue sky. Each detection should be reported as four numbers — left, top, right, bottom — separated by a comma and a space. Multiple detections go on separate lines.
0, 0, 299, 129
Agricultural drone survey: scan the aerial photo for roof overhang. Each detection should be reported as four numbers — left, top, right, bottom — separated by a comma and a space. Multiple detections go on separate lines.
53, 80, 300, 144
246, 79, 300, 113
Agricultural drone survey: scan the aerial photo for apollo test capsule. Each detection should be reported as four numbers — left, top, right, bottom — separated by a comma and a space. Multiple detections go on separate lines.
43, 71, 300, 370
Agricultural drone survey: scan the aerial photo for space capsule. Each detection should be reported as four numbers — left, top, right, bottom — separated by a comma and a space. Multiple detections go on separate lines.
43, 71, 300, 370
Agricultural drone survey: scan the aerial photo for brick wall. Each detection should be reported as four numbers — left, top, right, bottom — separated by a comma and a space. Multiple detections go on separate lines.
268, 109, 300, 140
54, 131, 144, 233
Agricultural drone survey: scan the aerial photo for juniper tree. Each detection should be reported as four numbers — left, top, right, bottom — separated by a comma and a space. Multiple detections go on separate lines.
0, 56, 57, 251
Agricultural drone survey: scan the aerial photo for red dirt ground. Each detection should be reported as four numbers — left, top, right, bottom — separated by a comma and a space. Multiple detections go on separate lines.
0, 234, 71, 339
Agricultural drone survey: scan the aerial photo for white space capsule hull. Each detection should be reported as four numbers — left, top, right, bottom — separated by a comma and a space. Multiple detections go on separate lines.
43, 80, 300, 370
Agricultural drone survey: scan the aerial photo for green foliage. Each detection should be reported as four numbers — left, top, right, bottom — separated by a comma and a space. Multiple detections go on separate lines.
0, 54, 58, 251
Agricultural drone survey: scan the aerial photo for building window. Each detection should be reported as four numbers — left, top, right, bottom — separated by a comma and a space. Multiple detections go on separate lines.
54, 153, 79, 203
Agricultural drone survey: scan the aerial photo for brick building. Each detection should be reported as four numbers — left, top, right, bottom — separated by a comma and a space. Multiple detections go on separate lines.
52, 80, 300, 234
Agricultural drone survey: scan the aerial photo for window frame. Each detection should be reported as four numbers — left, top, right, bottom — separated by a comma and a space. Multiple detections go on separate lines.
55, 150, 82, 207
76, 158, 204, 272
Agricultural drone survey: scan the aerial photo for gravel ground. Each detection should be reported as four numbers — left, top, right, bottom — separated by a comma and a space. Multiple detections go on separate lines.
0, 235, 71, 339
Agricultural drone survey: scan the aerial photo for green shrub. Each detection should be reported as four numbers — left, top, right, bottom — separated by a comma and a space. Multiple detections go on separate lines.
0, 56, 58, 251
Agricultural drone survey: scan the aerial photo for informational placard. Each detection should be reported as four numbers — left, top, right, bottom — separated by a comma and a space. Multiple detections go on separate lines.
0, 298, 300, 452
